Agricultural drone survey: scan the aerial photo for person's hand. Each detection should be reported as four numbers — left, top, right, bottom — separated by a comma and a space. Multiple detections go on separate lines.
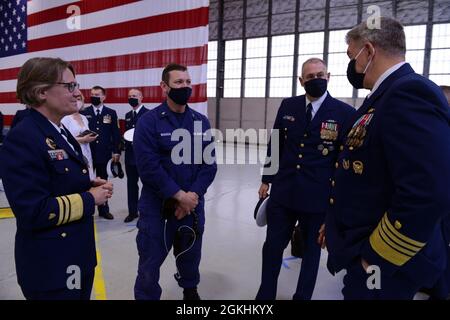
173, 190, 198, 213
91, 177, 107, 187
258, 183, 269, 199
89, 184, 113, 206
83, 133, 98, 143
174, 205, 190, 220
317, 224, 326, 249
112, 154, 120, 162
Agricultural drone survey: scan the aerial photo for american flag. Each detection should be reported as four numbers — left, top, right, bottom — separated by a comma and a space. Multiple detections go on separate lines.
0, 0, 209, 122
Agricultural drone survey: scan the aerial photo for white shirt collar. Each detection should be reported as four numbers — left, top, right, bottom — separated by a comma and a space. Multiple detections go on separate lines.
93, 105, 104, 114
48, 120, 75, 150
368, 62, 406, 98
133, 104, 144, 114
48, 119, 63, 133
305, 91, 328, 119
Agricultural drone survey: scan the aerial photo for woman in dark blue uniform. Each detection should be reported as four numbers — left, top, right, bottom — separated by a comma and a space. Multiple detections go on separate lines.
0, 57, 113, 300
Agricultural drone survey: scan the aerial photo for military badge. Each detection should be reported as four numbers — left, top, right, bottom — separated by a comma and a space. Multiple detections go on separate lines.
48, 149, 69, 161
353, 161, 364, 175
346, 112, 374, 149
283, 115, 295, 122
343, 159, 350, 170
322, 148, 329, 156
320, 121, 338, 141
46, 137, 57, 150
103, 114, 112, 124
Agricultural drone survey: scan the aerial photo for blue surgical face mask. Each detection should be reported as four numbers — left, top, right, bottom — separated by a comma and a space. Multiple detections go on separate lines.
166, 85, 192, 106
346, 46, 373, 89
304, 78, 328, 98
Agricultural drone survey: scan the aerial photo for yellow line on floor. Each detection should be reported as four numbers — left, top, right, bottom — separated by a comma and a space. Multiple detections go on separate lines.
93, 221, 107, 300
0, 208, 14, 219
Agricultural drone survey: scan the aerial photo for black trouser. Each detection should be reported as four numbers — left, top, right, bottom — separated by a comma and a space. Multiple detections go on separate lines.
93, 163, 109, 216
22, 269, 94, 300
125, 164, 140, 216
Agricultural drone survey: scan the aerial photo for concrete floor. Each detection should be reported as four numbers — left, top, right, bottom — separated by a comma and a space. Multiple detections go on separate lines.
0, 143, 348, 300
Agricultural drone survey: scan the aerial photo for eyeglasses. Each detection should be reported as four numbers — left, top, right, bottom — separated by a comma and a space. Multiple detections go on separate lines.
55, 82, 80, 93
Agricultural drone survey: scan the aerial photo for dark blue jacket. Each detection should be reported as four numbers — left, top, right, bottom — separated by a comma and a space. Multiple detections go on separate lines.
325, 64, 450, 288
133, 102, 217, 221
0, 109, 96, 291
10, 108, 30, 129
263, 93, 355, 213
81, 105, 121, 164
124, 106, 149, 166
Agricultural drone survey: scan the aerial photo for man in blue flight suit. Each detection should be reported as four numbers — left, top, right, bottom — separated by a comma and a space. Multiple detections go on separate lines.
133, 63, 217, 300
0, 57, 112, 299
321, 17, 450, 300
124, 88, 149, 223
81, 86, 121, 220
256, 58, 355, 300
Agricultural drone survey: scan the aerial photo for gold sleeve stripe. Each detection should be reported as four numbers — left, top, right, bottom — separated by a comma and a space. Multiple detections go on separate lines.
66, 194, 83, 222
62, 196, 72, 224
382, 214, 425, 249
370, 226, 412, 266
378, 221, 416, 257
56, 197, 64, 226
381, 218, 422, 252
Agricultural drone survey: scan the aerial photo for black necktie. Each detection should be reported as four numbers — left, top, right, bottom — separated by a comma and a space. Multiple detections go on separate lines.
305, 103, 313, 126
60, 128, 68, 138
96, 109, 100, 118
133, 110, 137, 121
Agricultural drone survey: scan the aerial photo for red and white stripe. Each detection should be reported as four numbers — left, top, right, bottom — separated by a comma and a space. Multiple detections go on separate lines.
0, 0, 209, 120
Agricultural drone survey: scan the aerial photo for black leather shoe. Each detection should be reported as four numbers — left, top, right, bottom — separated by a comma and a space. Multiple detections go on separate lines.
183, 287, 201, 300
124, 215, 138, 223
100, 212, 114, 220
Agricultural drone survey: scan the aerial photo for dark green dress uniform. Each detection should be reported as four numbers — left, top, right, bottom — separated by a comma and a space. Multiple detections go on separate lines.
0, 109, 97, 300
325, 63, 450, 300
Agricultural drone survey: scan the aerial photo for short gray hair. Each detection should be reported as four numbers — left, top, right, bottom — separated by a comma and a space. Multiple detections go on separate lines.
346, 17, 406, 56
301, 58, 327, 75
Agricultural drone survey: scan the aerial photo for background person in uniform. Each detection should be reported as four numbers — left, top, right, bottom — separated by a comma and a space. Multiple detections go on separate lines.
320, 17, 450, 300
0, 57, 113, 300
256, 58, 355, 300
61, 92, 97, 181
124, 88, 149, 223
10, 105, 31, 129
81, 86, 121, 220
133, 63, 217, 300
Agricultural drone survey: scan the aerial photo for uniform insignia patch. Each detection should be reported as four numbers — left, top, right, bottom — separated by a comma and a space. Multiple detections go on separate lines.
320, 121, 338, 141
48, 149, 69, 161
46, 137, 57, 150
343, 159, 350, 170
283, 115, 295, 122
103, 115, 112, 124
353, 161, 364, 174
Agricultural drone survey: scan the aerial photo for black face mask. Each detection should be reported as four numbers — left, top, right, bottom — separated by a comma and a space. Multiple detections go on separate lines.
346, 47, 372, 89
304, 78, 328, 98
167, 86, 192, 106
91, 96, 101, 106
346, 59, 366, 89
128, 98, 139, 108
